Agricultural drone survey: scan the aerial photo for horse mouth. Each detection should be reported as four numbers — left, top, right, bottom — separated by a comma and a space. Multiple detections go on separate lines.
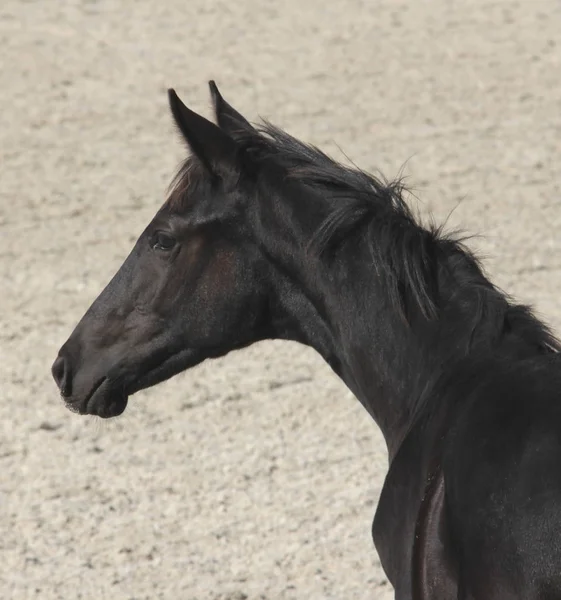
63, 347, 200, 419
66, 378, 128, 419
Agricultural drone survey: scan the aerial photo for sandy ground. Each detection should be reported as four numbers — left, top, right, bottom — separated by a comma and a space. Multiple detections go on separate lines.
1, 1, 561, 598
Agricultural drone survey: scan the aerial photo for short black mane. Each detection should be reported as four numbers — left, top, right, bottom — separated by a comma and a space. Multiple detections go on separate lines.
236, 123, 475, 319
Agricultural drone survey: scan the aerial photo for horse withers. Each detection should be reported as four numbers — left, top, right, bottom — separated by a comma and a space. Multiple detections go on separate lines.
53, 82, 561, 599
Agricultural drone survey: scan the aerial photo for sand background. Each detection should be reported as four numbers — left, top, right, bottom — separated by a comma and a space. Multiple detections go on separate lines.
2, 0, 561, 598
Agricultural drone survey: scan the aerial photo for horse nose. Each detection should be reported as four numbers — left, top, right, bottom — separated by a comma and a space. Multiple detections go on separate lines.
52, 354, 71, 397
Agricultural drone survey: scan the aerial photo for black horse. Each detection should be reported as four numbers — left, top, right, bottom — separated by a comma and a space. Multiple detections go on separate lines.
53, 82, 561, 599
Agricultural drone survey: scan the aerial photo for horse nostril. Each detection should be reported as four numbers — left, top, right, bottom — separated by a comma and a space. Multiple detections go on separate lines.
52, 355, 71, 396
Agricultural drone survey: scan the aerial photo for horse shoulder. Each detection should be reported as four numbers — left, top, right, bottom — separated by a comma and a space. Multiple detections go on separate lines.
411, 469, 458, 600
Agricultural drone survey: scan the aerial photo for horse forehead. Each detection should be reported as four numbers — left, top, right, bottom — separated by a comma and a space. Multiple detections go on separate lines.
161, 186, 216, 220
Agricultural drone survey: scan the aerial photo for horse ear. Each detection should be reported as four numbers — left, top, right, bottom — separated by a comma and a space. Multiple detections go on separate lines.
168, 88, 238, 177
209, 80, 254, 137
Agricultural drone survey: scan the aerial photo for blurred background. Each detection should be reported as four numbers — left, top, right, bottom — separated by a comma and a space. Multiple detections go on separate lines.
1, 1, 560, 598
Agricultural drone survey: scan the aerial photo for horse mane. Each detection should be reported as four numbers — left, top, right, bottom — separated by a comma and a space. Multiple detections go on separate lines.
239, 122, 560, 352
235, 124, 471, 315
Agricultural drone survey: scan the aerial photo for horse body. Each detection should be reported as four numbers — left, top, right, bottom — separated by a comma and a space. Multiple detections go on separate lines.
52, 82, 561, 598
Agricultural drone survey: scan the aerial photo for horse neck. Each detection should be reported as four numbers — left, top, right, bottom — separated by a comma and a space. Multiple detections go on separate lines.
253, 183, 443, 455
254, 178, 558, 459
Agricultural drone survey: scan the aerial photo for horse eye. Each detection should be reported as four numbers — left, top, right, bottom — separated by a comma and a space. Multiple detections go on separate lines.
152, 231, 176, 251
